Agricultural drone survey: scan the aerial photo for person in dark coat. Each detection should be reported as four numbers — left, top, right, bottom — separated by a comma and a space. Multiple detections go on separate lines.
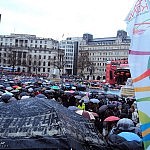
107, 134, 143, 150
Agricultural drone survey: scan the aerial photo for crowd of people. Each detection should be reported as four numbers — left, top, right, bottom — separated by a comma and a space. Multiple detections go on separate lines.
0, 75, 144, 150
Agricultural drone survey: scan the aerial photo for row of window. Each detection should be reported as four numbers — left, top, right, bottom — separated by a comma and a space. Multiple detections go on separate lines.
89, 51, 128, 56
1, 38, 49, 44
83, 45, 129, 51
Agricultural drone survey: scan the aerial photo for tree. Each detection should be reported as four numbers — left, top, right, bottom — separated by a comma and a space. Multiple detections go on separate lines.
7, 48, 17, 72
77, 52, 92, 77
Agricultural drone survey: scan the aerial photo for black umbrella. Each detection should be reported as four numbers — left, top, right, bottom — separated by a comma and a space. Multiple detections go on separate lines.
99, 105, 108, 113
0, 98, 107, 149
20, 92, 29, 97
35, 93, 47, 99
1, 93, 12, 103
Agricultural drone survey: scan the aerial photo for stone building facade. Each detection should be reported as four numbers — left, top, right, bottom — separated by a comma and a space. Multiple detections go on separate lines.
78, 30, 131, 80
0, 33, 64, 78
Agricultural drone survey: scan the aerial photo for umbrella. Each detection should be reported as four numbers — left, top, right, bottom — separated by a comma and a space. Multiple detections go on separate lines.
11, 89, 20, 93
35, 94, 47, 99
98, 94, 106, 99
44, 89, 55, 94
21, 95, 30, 100
6, 87, 13, 91
105, 94, 116, 99
74, 95, 81, 100
116, 118, 134, 131
1, 93, 12, 103
0, 98, 105, 149
76, 110, 95, 120
0, 85, 4, 89
99, 105, 108, 113
81, 96, 89, 103
28, 88, 33, 93
91, 112, 99, 117
118, 132, 142, 142
0, 91, 4, 96
20, 92, 28, 97
4, 91, 13, 96
68, 106, 80, 111
51, 85, 60, 90
104, 116, 120, 122
12, 85, 20, 89
90, 98, 100, 103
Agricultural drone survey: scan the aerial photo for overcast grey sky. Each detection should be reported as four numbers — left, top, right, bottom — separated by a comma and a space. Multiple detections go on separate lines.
0, 0, 135, 40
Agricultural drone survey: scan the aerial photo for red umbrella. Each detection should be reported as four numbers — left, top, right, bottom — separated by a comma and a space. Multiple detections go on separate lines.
12, 85, 20, 89
104, 116, 120, 122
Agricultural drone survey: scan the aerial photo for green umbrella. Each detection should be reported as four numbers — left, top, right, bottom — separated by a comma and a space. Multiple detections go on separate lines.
51, 85, 60, 90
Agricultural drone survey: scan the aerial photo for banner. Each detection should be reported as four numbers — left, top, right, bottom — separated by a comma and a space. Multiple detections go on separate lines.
125, 0, 150, 149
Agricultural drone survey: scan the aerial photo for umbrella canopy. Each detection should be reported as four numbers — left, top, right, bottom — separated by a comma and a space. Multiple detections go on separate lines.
12, 85, 20, 89
11, 89, 20, 93
104, 116, 120, 122
68, 106, 80, 111
118, 132, 142, 142
21, 95, 30, 100
99, 105, 108, 113
1, 93, 12, 103
6, 87, 13, 91
44, 89, 55, 94
0, 98, 106, 149
90, 98, 100, 103
76, 110, 95, 120
81, 96, 89, 103
35, 93, 47, 99
51, 85, 60, 90
74, 95, 81, 100
116, 118, 134, 131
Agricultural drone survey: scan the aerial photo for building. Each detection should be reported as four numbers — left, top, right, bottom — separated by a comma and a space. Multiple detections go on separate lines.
0, 33, 64, 78
78, 30, 131, 80
59, 37, 85, 75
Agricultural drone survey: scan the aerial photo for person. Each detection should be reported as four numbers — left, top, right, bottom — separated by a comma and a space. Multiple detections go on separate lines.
132, 108, 139, 126
77, 100, 85, 110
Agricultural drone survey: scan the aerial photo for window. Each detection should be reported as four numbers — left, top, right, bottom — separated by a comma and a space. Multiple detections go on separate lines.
34, 61, 36, 65
44, 55, 46, 59
38, 61, 41, 66
43, 61, 45, 66
23, 52, 26, 58
43, 68, 45, 72
48, 61, 50, 66
39, 55, 41, 59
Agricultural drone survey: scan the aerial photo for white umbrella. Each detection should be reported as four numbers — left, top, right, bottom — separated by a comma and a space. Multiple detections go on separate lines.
90, 98, 100, 103
81, 96, 89, 103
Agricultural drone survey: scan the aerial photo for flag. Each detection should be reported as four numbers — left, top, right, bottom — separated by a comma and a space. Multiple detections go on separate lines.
125, 0, 150, 149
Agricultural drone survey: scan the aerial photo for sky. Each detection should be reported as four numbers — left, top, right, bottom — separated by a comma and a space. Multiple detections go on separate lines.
0, 0, 135, 40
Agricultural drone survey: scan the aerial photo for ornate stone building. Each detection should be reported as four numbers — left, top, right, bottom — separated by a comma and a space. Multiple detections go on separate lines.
0, 33, 64, 78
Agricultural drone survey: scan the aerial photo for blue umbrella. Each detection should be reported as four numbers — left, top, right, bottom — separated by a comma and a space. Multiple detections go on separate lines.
118, 132, 142, 142
68, 106, 80, 111
35, 94, 47, 99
